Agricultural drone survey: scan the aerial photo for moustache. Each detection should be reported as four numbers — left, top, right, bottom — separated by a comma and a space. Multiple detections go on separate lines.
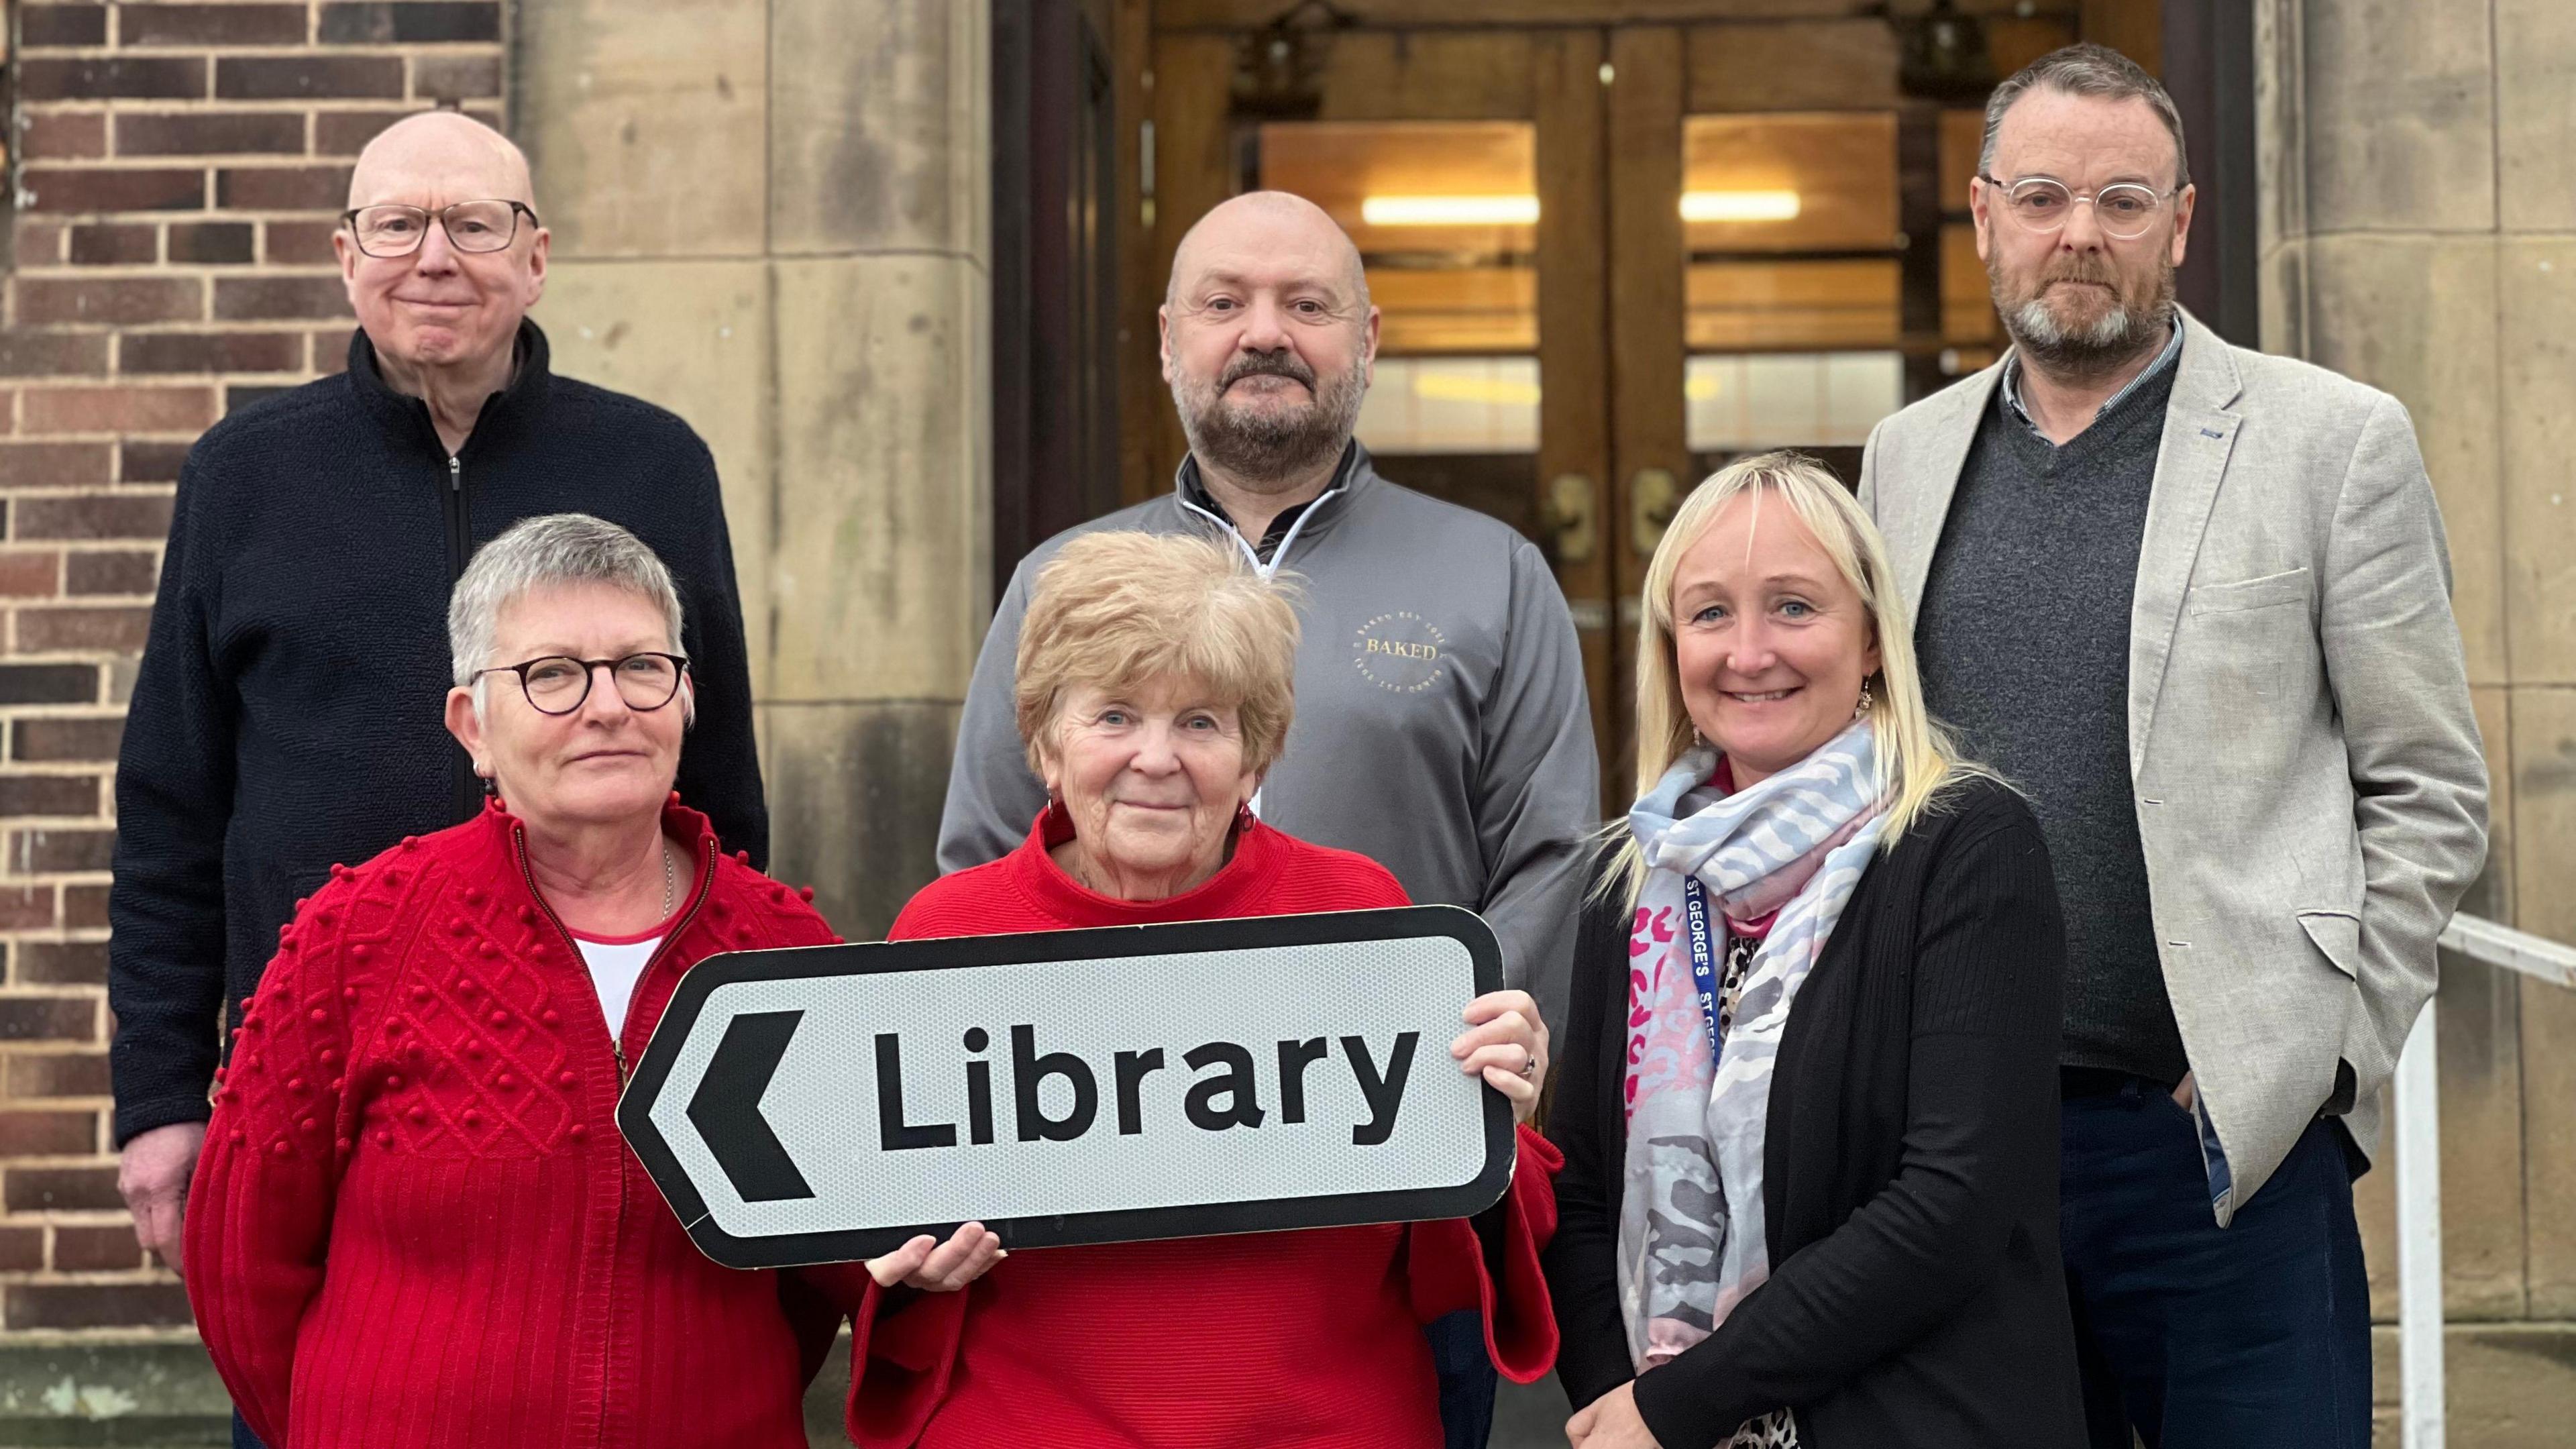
1218, 353, 1316, 390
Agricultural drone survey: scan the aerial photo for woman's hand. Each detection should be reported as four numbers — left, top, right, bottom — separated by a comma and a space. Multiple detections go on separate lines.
1453, 989, 1549, 1124
1564, 1380, 1664, 1448
863, 1221, 1005, 1293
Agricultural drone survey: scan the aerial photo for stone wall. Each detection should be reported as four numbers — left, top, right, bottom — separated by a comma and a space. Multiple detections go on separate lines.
2257, 2, 2576, 1442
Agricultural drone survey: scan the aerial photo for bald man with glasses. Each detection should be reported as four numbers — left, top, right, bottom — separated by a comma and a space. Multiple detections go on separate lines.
109, 119, 769, 1449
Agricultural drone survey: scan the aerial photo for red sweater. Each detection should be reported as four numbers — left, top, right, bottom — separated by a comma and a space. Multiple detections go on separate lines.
848, 811, 1560, 1448
185, 798, 862, 1449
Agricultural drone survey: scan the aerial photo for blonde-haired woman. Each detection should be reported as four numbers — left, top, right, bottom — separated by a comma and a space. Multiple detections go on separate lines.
1543, 453, 2082, 1449
847, 529, 1562, 1448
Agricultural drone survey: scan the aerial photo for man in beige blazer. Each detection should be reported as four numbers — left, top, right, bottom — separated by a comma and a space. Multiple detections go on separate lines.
1860, 45, 2487, 1449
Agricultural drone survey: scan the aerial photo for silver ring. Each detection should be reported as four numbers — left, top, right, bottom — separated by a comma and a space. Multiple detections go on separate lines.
1517, 1052, 1536, 1079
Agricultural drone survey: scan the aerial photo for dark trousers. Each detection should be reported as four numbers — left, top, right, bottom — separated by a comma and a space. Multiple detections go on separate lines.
2060, 1075, 2370, 1449
232, 1411, 265, 1448
1426, 1307, 1497, 1449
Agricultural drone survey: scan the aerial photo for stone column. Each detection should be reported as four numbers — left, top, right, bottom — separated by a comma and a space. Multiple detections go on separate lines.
2258, 2, 2575, 1436
517, 0, 990, 938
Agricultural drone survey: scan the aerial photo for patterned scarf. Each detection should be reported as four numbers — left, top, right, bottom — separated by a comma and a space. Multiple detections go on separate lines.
1617, 719, 1888, 1369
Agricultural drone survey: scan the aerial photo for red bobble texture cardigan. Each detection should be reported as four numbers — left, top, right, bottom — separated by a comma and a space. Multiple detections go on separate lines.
184, 798, 859, 1449
849, 812, 1561, 1448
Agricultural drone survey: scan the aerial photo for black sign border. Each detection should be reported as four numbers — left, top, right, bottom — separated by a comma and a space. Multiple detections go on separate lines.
618, 904, 1516, 1270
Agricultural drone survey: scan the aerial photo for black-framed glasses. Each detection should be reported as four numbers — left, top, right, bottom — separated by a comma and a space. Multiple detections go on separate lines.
1978, 174, 2179, 240
474, 653, 688, 716
341, 199, 541, 258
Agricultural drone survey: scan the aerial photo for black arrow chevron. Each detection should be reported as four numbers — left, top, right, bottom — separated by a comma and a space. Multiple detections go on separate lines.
686, 1010, 816, 1203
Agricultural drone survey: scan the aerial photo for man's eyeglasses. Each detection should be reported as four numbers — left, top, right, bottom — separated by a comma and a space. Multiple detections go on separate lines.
473, 653, 688, 716
341, 199, 541, 258
1978, 174, 2178, 241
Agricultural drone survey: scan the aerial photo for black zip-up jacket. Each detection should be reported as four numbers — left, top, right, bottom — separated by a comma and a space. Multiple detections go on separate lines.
108, 321, 767, 1146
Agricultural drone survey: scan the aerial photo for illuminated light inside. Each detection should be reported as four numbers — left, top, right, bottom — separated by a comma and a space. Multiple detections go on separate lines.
1410, 372, 1544, 407
1680, 189, 1803, 223
1360, 195, 1542, 227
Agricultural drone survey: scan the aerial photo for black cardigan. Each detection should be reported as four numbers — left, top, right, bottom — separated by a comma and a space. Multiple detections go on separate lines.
1544, 776, 2084, 1448
107, 322, 767, 1146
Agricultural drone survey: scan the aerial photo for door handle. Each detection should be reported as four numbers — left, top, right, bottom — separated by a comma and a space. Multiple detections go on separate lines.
1631, 468, 1679, 557
1545, 472, 1597, 564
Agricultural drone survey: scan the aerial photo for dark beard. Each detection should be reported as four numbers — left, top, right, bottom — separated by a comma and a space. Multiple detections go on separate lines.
1992, 254, 2178, 382
1173, 350, 1365, 488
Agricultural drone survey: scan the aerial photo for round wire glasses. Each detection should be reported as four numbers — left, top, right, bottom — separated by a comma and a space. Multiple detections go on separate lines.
1979, 174, 2178, 241
474, 653, 688, 716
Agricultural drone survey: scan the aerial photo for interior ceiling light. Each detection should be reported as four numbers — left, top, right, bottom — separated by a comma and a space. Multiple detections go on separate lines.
1360, 195, 1542, 227
1680, 189, 1802, 223
1359, 191, 1801, 226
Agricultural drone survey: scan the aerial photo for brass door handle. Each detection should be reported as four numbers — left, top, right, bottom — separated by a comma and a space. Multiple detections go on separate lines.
1545, 472, 1597, 564
1631, 468, 1679, 557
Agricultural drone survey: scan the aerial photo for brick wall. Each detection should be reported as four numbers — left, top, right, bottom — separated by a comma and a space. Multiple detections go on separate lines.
0, 1, 502, 1339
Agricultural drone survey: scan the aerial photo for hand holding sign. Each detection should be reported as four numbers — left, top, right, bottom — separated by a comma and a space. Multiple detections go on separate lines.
1454, 989, 1548, 1121
864, 1220, 1006, 1292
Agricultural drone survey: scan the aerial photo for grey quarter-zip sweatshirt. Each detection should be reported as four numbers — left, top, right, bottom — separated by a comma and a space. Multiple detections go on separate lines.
936, 444, 1599, 1027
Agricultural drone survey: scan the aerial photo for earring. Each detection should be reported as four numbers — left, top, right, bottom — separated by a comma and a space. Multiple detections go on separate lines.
1235, 800, 1258, 833
1854, 679, 1875, 718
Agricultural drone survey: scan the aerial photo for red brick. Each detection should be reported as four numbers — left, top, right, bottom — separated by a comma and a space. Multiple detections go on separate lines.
0, 998, 97, 1042
119, 441, 193, 482
10, 717, 124, 763
21, 166, 207, 215
0, 665, 100, 705
0, 553, 66, 598
264, 219, 341, 266
65, 550, 160, 596
413, 55, 502, 101
7, 1282, 195, 1330
13, 606, 156, 651
15, 942, 109, 987
14, 829, 115, 873
21, 386, 215, 433
214, 275, 349, 322
51, 1223, 141, 1272
121, 330, 303, 375
0, 443, 113, 488
322, 2, 500, 43
0, 1227, 42, 1273
117, 111, 308, 158
16, 496, 173, 545
13, 276, 201, 327
15, 220, 72, 266
66, 222, 159, 266
17, 57, 205, 103
0, 889, 61, 932
315, 109, 417, 156
62, 885, 109, 929
0, 1110, 99, 1156
119, 4, 311, 48
217, 56, 405, 101
0, 775, 100, 816
218, 165, 356, 211
21, 112, 108, 162
0, 333, 112, 377
19, 6, 110, 48
166, 221, 258, 264
6, 1052, 111, 1099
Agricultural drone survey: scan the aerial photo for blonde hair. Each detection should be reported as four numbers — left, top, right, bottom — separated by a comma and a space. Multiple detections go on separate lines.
1601, 450, 1988, 904
1015, 531, 1302, 778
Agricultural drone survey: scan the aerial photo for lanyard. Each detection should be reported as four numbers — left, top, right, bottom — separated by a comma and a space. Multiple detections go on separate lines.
1680, 878, 1725, 1062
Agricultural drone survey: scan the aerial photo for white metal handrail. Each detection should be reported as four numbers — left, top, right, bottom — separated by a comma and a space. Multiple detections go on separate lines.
2397, 914, 2576, 1449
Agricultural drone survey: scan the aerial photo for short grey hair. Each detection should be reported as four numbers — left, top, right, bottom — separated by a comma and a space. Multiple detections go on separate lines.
448, 513, 685, 708
1980, 43, 2190, 191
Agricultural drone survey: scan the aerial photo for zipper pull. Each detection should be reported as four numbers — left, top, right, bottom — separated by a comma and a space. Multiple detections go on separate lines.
614, 1040, 629, 1084
448, 455, 462, 491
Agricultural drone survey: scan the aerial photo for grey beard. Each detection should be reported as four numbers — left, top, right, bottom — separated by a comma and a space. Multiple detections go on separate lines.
2004, 282, 2175, 379
1174, 368, 1366, 488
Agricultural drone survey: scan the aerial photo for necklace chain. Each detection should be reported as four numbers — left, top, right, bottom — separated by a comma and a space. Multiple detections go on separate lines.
659, 839, 675, 918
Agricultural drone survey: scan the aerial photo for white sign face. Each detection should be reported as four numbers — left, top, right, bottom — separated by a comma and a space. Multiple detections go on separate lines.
618, 906, 1514, 1268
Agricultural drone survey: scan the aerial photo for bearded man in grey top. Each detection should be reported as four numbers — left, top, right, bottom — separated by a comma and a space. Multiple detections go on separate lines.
1860, 45, 2485, 1449
938, 191, 1597, 1448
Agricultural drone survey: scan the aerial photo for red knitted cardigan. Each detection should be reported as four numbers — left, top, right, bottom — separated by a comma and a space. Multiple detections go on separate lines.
184, 797, 863, 1449
846, 810, 1562, 1449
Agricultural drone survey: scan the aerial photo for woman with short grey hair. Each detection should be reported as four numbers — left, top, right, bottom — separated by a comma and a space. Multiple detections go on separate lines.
183, 514, 998, 1449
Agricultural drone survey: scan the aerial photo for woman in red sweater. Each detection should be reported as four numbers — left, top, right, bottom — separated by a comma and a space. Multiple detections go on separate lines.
183, 515, 1000, 1449
849, 530, 1560, 1448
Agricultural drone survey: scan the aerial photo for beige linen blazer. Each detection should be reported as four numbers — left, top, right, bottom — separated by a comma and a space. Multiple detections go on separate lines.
1858, 309, 2488, 1223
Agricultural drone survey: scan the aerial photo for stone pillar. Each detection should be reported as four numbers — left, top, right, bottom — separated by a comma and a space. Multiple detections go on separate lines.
2259, 2, 2575, 1438
517, 0, 990, 938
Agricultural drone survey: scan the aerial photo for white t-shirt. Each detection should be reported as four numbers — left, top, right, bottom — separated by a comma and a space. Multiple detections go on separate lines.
574, 934, 664, 1036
